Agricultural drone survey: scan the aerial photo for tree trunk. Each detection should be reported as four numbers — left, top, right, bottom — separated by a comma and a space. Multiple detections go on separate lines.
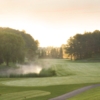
6, 60, 9, 66
71, 54, 72, 60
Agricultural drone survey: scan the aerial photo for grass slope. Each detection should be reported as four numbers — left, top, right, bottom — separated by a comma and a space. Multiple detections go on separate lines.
0, 82, 93, 100
2, 59, 100, 86
69, 87, 100, 100
0, 59, 100, 100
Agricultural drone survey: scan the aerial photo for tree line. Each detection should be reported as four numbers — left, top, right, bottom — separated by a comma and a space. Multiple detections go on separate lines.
65, 30, 100, 60
38, 47, 63, 59
1, 27, 100, 65
0, 27, 39, 66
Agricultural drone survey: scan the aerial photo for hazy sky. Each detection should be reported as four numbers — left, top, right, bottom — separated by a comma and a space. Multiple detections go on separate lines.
0, 0, 100, 47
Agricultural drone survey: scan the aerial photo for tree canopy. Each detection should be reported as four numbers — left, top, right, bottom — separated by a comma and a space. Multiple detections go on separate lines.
65, 30, 100, 60
0, 32, 25, 66
0, 27, 39, 66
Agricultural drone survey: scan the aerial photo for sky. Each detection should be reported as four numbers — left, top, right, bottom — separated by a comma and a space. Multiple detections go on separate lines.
0, 0, 100, 47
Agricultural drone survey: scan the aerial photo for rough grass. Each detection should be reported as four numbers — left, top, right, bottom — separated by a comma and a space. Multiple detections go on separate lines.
69, 87, 100, 100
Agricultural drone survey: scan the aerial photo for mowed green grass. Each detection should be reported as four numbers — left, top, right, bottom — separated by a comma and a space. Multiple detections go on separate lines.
0, 82, 93, 100
0, 90, 50, 100
69, 87, 100, 100
0, 59, 100, 100
2, 59, 100, 86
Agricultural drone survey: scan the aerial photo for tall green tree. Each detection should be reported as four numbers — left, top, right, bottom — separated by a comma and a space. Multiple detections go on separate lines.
0, 27, 39, 61
0, 32, 25, 66
65, 30, 100, 60
65, 37, 75, 60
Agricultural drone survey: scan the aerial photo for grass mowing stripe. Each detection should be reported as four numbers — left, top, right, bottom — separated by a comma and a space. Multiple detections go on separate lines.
0, 91, 50, 100
2, 76, 100, 86
1, 59, 100, 99
0, 90, 50, 100
54, 64, 73, 76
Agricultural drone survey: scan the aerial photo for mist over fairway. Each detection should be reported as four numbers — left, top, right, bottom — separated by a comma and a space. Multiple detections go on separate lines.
0, 1, 100, 99
0, 59, 100, 100
0, 64, 42, 76
1, 59, 100, 86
